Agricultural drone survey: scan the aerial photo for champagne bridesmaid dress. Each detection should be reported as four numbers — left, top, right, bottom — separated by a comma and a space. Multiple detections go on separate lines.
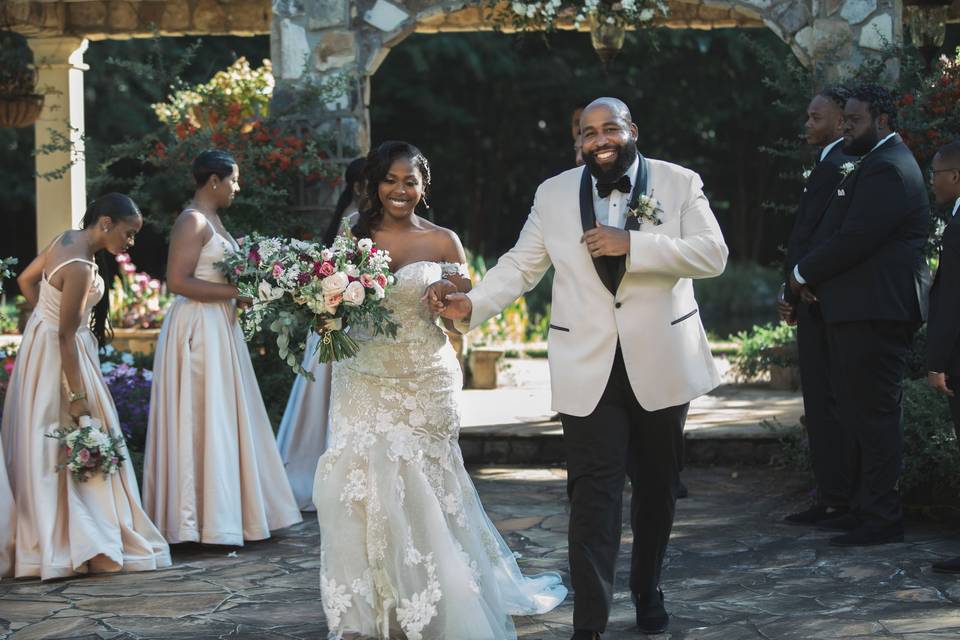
0, 436, 13, 578
0, 258, 171, 580
276, 332, 332, 511
143, 218, 302, 545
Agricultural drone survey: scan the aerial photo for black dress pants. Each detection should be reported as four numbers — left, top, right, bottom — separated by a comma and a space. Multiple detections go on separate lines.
796, 302, 851, 507
826, 320, 916, 529
560, 347, 688, 633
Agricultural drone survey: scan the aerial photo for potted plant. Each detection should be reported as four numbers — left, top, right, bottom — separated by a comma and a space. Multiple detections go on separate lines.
0, 31, 43, 129
467, 341, 505, 390
730, 322, 800, 391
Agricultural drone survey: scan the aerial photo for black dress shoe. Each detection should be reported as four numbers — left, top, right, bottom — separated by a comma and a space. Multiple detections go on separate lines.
784, 504, 847, 526
570, 631, 600, 640
932, 556, 960, 574
634, 588, 669, 635
829, 524, 904, 547
817, 512, 860, 531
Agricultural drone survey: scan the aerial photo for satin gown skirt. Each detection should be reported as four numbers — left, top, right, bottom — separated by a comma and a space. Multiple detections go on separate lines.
0, 439, 14, 578
277, 331, 333, 511
142, 296, 303, 545
1, 281, 171, 581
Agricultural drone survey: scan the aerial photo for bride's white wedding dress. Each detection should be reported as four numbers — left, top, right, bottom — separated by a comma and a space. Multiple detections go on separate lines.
313, 260, 566, 640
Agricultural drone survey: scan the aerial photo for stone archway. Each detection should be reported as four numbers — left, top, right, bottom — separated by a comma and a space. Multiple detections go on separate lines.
273, 0, 905, 170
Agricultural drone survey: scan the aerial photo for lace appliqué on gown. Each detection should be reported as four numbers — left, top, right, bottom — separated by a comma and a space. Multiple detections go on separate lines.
313, 261, 565, 640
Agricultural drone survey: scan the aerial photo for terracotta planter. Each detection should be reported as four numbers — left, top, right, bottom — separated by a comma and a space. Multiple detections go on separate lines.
110, 328, 161, 355
0, 94, 43, 128
467, 348, 504, 390
768, 364, 801, 391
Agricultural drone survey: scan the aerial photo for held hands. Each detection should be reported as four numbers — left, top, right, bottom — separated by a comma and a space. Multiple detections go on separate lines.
582, 220, 630, 258
420, 279, 472, 321
787, 271, 819, 305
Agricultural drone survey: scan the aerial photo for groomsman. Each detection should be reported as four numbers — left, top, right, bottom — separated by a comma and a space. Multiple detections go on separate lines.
925, 139, 960, 573
790, 84, 931, 546
779, 86, 857, 526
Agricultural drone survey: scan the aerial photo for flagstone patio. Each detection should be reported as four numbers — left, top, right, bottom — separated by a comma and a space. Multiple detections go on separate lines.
2, 465, 960, 639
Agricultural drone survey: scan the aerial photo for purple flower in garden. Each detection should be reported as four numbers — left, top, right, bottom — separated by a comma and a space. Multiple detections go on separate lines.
103, 365, 152, 449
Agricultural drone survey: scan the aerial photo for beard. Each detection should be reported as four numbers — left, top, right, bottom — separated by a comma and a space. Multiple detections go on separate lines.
842, 126, 880, 156
583, 139, 639, 183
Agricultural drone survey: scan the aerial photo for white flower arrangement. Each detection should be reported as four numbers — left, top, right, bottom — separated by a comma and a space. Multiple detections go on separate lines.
840, 161, 859, 177
500, 0, 667, 30
627, 193, 663, 226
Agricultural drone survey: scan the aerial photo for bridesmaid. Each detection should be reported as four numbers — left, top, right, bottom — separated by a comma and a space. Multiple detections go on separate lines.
2, 193, 171, 580
0, 436, 12, 578
276, 157, 365, 510
143, 149, 301, 545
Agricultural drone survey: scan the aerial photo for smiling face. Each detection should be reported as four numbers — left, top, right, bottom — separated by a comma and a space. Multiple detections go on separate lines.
211, 164, 240, 208
805, 94, 844, 147
377, 158, 425, 221
579, 103, 639, 182
100, 214, 144, 255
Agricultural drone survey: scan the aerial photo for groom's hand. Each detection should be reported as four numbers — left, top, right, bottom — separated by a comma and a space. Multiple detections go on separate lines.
439, 292, 472, 321
422, 279, 457, 316
582, 220, 630, 257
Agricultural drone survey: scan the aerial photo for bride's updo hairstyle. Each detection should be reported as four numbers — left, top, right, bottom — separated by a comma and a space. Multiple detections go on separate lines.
352, 141, 431, 239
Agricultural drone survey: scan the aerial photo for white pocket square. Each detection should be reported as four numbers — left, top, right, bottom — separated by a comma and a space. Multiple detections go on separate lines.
837, 188, 846, 197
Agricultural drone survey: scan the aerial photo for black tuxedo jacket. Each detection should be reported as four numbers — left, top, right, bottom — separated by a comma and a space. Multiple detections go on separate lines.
783, 142, 855, 304
797, 134, 931, 324
927, 217, 960, 375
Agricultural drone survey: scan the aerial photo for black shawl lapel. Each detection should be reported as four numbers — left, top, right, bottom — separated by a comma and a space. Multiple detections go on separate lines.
580, 166, 618, 295
613, 155, 647, 290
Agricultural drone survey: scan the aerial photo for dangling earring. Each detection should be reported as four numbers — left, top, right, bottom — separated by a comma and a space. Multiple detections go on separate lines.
421, 195, 429, 210
213, 184, 218, 190
102, 225, 109, 232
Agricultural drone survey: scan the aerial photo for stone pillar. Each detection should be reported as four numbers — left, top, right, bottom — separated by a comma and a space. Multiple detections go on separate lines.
27, 37, 88, 252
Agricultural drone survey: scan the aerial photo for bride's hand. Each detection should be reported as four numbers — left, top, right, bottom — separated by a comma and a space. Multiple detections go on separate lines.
421, 279, 457, 316
439, 293, 472, 321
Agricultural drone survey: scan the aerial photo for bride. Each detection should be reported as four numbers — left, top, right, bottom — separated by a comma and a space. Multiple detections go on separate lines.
313, 141, 566, 639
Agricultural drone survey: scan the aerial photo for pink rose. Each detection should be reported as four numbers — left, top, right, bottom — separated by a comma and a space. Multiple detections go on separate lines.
323, 291, 343, 314
78, 448, 90, 464
318, 261, 335, 277
375, 273, 387, 288
272, 262, 284, 278
343, 281, 366, 307
360, 274, 375, 288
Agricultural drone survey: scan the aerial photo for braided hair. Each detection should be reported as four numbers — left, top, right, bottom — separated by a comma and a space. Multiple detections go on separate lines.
850, 84, 899, 131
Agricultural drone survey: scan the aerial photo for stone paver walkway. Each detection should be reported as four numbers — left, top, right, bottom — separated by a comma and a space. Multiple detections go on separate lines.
3, 466, 960, 639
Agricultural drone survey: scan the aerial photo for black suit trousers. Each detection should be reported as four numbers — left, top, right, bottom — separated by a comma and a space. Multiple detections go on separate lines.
796, 302, 851, 507
560, 346, 688, 633
826, 320, 916, 529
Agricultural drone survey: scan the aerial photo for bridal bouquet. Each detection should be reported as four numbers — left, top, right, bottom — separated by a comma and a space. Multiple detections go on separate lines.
217, 232, 399, 375
47, 415, 127, 482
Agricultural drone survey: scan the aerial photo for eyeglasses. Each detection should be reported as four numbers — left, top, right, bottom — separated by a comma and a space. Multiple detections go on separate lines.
928, 168, 960, 179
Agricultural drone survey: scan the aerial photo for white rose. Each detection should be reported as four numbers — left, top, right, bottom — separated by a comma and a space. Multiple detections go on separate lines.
371, 281, 385, 301
321, 272, 349, 296
344, 264, 359, 278
342, 281, 366, 307
257, 281, 275, 301
357, 238, 373, 253
321, 248, 334, 261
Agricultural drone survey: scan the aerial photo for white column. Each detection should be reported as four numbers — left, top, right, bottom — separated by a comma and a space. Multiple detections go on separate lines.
27, 37, 88, 252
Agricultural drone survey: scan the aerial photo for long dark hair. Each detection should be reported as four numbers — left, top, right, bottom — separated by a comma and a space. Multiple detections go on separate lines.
192, 149, 237, 187
352, 141, 431, 239
80, 193, 142, 346
323, 157, 367, 245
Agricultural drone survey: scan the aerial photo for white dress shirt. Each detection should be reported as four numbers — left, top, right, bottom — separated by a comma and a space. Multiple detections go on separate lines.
952, 197, 960, 219
820, 137, 844, 162
592, 156, 641, 229
793, 132, 898, 285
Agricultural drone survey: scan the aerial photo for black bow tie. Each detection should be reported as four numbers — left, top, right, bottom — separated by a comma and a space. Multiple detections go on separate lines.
597, 174, 632, 199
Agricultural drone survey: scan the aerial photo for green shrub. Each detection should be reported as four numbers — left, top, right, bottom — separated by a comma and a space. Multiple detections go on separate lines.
901, 379, 960, 504
730, 321, 797, 381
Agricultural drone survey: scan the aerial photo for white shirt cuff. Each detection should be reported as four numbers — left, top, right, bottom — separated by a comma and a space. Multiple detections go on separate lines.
792, 265, 806, 285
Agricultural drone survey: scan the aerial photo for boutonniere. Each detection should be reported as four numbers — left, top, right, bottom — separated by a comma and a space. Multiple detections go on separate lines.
802, 167, 812, 181
840, 161, 859, 177
628, 193, 663, 227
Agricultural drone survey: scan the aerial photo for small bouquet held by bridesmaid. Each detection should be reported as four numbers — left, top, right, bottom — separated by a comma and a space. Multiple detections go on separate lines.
217, 232, 399, 375
47, 415, 127, 482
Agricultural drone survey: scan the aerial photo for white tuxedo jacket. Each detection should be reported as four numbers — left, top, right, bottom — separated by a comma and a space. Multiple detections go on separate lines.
463, 160, 728, 416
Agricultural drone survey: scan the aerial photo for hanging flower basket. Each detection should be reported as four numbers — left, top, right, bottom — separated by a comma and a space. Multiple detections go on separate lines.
589, 12, 627, 64
0, 93, 44, 128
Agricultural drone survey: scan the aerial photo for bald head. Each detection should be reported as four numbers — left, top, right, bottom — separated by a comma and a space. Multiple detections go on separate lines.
579, 97, 639, 182
582, 97, 633, 127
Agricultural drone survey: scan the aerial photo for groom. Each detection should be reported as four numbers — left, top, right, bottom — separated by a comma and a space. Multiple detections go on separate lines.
427, 98, 727, 638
